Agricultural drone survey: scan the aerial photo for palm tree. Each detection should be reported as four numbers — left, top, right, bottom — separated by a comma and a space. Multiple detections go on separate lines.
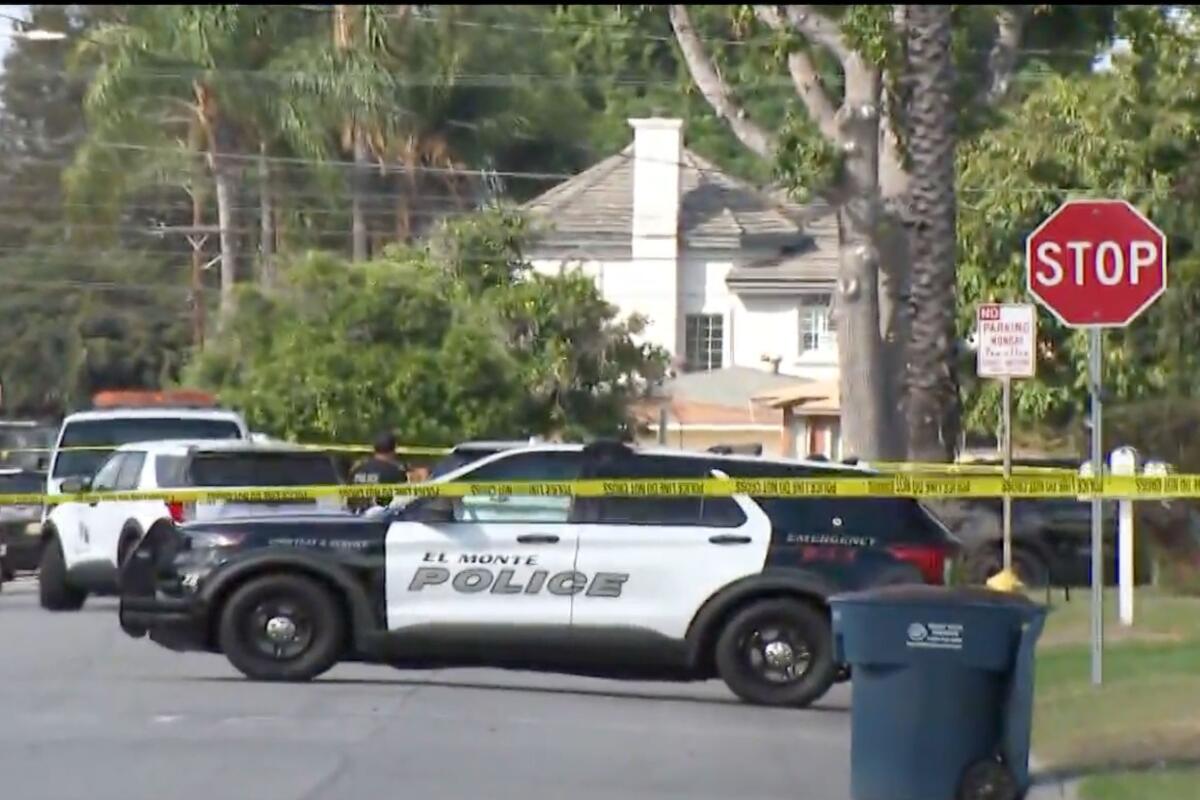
267, 5, 398, 260
71, 6, 283, 322
903, 4, 961, 461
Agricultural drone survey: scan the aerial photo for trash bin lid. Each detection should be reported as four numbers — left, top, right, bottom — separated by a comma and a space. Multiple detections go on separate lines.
830, 584, 1044, 611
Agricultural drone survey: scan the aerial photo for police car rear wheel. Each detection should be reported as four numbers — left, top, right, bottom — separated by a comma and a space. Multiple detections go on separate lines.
218, 574, 345, 682
714, 598, 835, 708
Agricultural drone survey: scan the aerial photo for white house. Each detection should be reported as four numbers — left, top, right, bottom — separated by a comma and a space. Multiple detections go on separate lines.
523, 118, 843, 458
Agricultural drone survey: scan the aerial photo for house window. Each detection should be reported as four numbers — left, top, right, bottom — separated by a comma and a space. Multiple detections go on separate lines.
799, 294, 836, 353
685, 313, 724, 371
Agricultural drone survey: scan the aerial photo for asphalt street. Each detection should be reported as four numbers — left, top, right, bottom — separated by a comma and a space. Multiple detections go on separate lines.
0, 577, 853, 800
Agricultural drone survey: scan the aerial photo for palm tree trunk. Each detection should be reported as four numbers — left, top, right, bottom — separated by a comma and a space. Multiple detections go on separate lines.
195, 81, 241, 325
903, 4, 960, 462
334, 4, 368, 261
213, 157, 239, 323
352, 128, 368, 261
259, 143, 275, 288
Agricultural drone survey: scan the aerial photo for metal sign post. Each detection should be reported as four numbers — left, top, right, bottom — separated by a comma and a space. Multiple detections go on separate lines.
1088, 327, 1104, 686
1002, 375, 1013, 573
976, 303, 1036, 587
1027, 198, 1168, 687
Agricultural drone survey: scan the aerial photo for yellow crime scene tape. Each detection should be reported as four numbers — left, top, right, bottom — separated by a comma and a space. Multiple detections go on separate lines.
1, 473, 1199, 507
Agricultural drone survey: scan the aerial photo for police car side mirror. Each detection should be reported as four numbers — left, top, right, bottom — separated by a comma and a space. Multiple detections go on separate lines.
61, 476, 91, 494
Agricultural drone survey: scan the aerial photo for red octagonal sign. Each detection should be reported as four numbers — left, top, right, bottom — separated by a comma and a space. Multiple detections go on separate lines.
1026, 199, 1167, 327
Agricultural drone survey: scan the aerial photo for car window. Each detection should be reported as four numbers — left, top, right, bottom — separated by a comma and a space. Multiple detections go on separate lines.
90, 454, 126, 491
0, 472, 46, 494
52, 417, 244, 478
115, 452, 146, 490
590, 454, 707, 526
155, 455, 188, 488
463, 451, 583, 482
453, 494, 573, 524
180, 452, 340, 487
445, 451, 582, 524
429, 450, 501, 479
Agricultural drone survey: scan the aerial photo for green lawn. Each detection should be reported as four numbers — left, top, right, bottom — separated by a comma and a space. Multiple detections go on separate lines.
1033, 589, 1200, 798
1079, 769, 1200, 800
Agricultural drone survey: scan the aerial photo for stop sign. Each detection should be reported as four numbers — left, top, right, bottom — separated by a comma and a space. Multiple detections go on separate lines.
1026, 199, 1167, 327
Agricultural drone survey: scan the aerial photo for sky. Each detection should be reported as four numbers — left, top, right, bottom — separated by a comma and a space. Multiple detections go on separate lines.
0, 5, 27, 71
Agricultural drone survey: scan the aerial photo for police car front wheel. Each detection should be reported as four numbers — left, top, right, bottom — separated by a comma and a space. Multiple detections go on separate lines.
217, 573, 346, 682
714, 598, 836, 708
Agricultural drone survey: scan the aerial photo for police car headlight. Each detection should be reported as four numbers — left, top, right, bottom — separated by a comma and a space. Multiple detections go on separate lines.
185, 531, 246, 549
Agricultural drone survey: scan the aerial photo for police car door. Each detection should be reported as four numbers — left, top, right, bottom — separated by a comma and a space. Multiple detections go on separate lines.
384, 450, 583, 631
570, 455, 771, 640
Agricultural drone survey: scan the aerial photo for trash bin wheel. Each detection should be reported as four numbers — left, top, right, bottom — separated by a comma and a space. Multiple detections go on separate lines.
714, 597, 836, 708
957, 758, 1018, 800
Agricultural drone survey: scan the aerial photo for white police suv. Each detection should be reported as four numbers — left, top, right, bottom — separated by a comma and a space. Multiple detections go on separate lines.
41, 440, 341, 610
119, 441, 957, 707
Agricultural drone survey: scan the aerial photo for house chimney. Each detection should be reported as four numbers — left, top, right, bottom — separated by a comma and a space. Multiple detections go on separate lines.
629, 118, 684, 356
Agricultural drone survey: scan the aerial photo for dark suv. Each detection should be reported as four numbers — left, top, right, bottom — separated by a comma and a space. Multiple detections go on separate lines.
120, 442, 957, 707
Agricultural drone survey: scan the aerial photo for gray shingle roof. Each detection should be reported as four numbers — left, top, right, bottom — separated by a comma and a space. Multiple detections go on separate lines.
523, 145, 815, 253
726, 201, 840, 291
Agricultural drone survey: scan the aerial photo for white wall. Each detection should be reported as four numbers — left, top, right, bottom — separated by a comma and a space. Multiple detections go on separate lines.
530, 257, 680, 355
530, 254, 838, 382
730, 293, 838, 380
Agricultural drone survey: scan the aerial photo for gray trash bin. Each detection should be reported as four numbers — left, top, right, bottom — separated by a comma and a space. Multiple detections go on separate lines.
830, 585, 1048, 800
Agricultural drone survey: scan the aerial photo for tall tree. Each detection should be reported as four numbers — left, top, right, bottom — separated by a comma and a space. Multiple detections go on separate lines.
957, 6, 1200, 444
902, 4, 959, 461
70, 6, 290, 322
186, 210, 667, 442
666, 5, 1113, 459
667, 4, 1030, 459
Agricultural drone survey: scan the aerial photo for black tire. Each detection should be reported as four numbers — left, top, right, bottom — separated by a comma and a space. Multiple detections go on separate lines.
714, 598, 836, 708
38, 536, 87, 611
957, 758, 1018, 800
116, 529, 141, 578
217, 573, 346, 682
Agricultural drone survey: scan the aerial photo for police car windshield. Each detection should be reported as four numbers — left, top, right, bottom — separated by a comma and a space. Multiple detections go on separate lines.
53, 418, 243, 478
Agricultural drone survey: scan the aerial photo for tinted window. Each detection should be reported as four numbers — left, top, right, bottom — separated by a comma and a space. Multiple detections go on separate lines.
0, 472, 46, 494
155, 455, 188, 487
0, 425, 55, 471
115, 452, 146, 490
89, 454, 126, 491
53, 418, 243, 478
171, 452, 340, 487
590, 455, 706, 526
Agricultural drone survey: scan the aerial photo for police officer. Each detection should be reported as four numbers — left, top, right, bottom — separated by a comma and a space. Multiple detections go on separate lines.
348, 432, 408, 511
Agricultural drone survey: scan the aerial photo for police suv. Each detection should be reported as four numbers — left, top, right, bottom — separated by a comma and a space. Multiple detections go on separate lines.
119, 441, 957, 707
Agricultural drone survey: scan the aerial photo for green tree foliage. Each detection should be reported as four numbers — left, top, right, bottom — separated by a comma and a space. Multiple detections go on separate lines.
185, 211, 668, 443
958, 10, 1200, 443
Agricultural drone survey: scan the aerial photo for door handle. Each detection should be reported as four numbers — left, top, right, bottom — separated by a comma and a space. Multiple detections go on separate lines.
709, 534, 752, 545
517, 534, 560, 545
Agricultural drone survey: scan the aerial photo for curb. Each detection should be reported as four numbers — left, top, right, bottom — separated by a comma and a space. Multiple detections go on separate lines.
1026, 758, 1081, 800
